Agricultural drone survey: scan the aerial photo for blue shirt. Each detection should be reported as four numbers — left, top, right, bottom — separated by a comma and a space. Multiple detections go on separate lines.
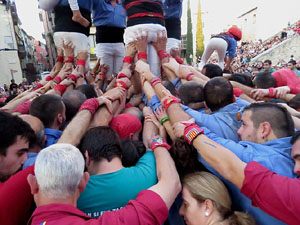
200, 127, 296, 225
22, 152, 38, 170
44, 128, 62, 148
226, 35, 237, 59
93, 0, 126, 28
162, 0, 183, 19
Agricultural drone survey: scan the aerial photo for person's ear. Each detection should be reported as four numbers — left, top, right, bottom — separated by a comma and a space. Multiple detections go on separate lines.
57, 113, 63, 124
203, 199, 214, 217
78, 172, 90, 193
27, 174, 39, 195
129, 133, 134, 140
260, 121, 272, 139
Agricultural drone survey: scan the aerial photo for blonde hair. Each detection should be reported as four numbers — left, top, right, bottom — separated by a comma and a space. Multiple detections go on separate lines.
183, 172, 255, 225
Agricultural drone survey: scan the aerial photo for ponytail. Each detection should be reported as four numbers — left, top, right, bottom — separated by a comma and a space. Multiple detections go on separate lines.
228, 211, 256, 225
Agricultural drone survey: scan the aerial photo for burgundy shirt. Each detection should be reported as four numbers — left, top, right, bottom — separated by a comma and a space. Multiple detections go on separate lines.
28, 189, 168, 225
241, 161, 300, 225
272, 69, 300, 94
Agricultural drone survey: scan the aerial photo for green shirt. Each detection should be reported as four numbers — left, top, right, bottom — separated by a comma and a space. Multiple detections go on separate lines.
77, 151, 157, 218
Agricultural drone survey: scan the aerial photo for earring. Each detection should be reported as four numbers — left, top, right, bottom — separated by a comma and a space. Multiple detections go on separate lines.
205, 211, 209, 216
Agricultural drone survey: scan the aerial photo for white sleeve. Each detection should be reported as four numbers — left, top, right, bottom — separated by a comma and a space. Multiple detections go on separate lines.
39, 0, 61, 11
68, 0, 79, 10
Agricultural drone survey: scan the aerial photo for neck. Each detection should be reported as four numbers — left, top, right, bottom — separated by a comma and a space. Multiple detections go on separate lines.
88, 157, 123, 175
36, 192, 80, 208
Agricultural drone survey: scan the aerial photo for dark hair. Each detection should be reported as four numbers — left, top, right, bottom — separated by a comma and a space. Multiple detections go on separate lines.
121, 139, 146, 167
170, 138, 207, 179
291, 130, 300, 144
204, 77, 234, 111
0, 112, 35, 155
76, 84, 97, 99
179, 81, 204, 105
264, 59, 272, 65
244, 102, 295, 138
79, 126, 122, 162
62, 90, 87, 122
288, 94, 300, 109
203, 64, 223, 78
229, 73, 253, 87
162, 80, 178, 97
5, 94, 17, 103
288, 59, 297, 65
254, 72, 276, 88
29, 94, 64, 128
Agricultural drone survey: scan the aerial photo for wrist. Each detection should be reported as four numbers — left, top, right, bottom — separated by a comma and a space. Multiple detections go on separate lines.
150, 77, 162, 88
79, 98, 100, 115
137, 52, 147, 60
54, 84, 67, 95
163, 96, 179, 111
184, 123, 204, 145
268, 88, 276, 98
185, 73, 194, 81
160, 116, 169, 125
123, 56, 133, 64
151, 137, 170, 152
65, 56, 74, 63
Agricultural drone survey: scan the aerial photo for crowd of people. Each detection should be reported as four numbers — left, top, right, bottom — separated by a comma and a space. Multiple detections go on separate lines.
1, 1, 300, 225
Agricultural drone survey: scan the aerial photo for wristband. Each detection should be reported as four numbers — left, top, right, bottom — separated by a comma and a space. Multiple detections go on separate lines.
77, 59, 86, 68
163, 96, 179, 111
151, 137, 171, 152
268, 88, 276, 98
65, 56, 74, 63
184, 123, 204, 145
117, 73, 128, 79
53, 76, 62, 84
54, 84, 67, 95
158, 50, 169, 60
57, 56, 64, 63
150, 78, 162, 87
79, 98, 100, 115
33, 83, 43, 90
46, 76, 53, 81
125, 102, 133, 108
99, 72, 106, 79
175, 56, 184, 64
137, 52, 147, 60
233, 88, 244, 97
67, 74, 77, 82
123, 56, 133, 64
186, 73, 194, 81
160, 117, 169, 125
115, 80, 128, 89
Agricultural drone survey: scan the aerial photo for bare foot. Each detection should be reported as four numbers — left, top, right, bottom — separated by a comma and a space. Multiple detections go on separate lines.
72, 10, 90, 28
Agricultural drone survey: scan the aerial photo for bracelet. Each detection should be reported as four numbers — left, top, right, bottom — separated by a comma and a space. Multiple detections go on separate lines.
163, 96, 179, 111
150, 78, 162, 87
65, 56, 74, 63
160, 117, 169, 125
115, 80, 128, 89
185, 73, 194, 81
57, 56, 64, 63
53, 76, 62, 84
175, 56, 184, 64
67, 74, 78, 82
268, 88, 276, 98
233, 88, 244, 97
99, 72, 106, 79
33, 83, 43, 90
77, 59, 86, 68
158, 50, 169, 60
54, 84, 67, 95
184, 123, 204, 145
117, 73, 128, 79
137, 52, 147, 60
46, 76, 53, 81
151, 137, 171, 152
123, 56, 133, 64
79, 98, 100, 115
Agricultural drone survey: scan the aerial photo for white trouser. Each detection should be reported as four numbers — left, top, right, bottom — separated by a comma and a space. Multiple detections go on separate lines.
166, 38, 181, 53
199, 38, 228, 70
124, 24, 166, 77
54, 32, 90, 70
68, 0, 79, 10
96, 42, 125, 77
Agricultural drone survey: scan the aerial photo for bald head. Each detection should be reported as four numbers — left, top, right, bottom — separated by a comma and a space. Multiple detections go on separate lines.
123, 107, 143, 121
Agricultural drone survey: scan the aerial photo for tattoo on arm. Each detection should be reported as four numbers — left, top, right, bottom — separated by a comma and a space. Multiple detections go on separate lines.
204, 141, 217, 148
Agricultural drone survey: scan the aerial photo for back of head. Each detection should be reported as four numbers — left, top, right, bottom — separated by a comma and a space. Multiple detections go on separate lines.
202, 64, 223, 78
29, 94, 63, 128
79, 126, 122, 162
162, 80, 178, 97
229, 73, 253, 87
121, 139, 146, 167
244, 102, 295, 138
62, 90, 87, 122
204, 77, 234, 111
254, 72, 275, 88
123, 107, 143, 122
76, 84, 97, 99
35, 143, 84, 198
179, 81, 204, 106
183, 172, 254, 225
0, 111, 35, 155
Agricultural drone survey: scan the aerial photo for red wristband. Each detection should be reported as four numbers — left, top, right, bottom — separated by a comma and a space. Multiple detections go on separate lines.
53, 76, 62, 84
123, 56, 133, 64
175, 56, 184, 64
137, 52, 147, 60
184, 123, 204, 145
186, 73, 194, 81
151, 137, 171, 152
77, 59, 86, 68
79, 98, 100, 115
57, 56, 64, 63
150, 78, 162, 87
163, 96, 179, 111
65, 56, 74, 63
115, 80, 128, 89
98, 72, 106, 79
125, 102, 133, 108
158, 50, 169, 60
233, 88, 244, 97
117, 73, 128, 79
268, 88, 276, 98
67, 74, 77, 82
33, 83, 43, 90
54, 84, 67, 95
46, 76, 53, 81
